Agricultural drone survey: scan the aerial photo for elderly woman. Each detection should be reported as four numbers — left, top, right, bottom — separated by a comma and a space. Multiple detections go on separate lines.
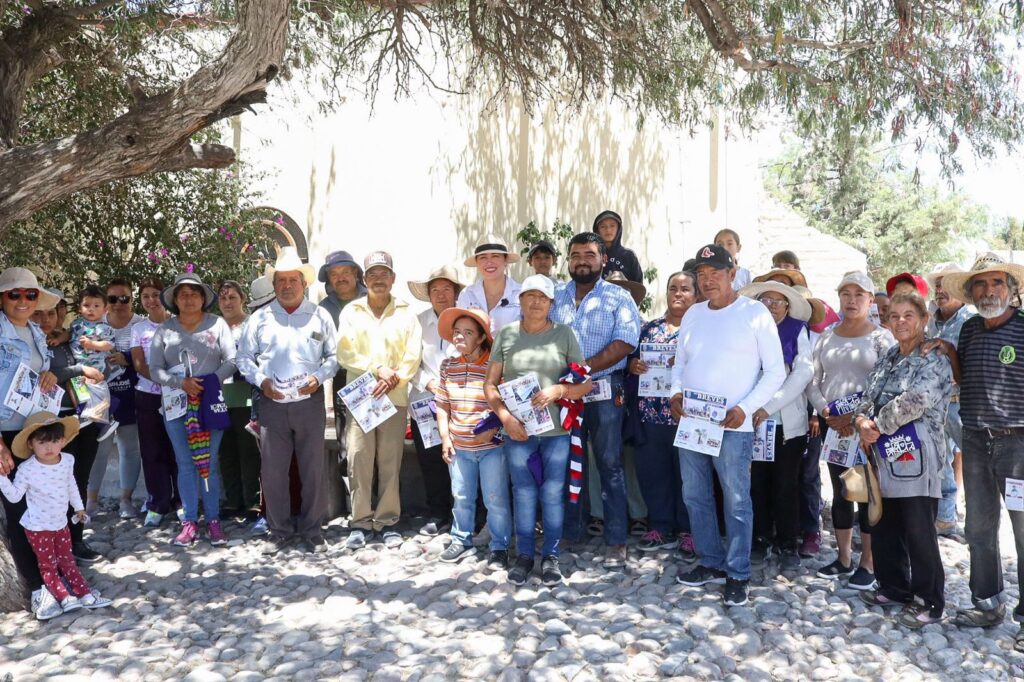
853, 293, 952, 627
149, 274, 236, 548
485, 275, 591, 587
741, 280, 814, 570
0, 268, 60, 612
807, 271, 895, 589
629, 271, 698, 555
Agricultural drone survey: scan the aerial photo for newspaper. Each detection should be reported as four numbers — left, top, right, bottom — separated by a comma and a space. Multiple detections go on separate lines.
160, 364, 188, 421
338, 371, 398, 434
409, 398, 442, 448
497, 373, 554, 436
637, 343, 675, 398
752, 419, 777, 462
31, 383, 65, 416
582, 378, 611, 403
673, 389, 727, 456
1006, 478, 1024, 512
272, 372, 311, 403
2, 363, 39, 417
821, 428, 863, 468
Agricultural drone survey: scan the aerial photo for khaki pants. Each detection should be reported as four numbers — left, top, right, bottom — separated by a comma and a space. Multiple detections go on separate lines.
347, 406, 408, 532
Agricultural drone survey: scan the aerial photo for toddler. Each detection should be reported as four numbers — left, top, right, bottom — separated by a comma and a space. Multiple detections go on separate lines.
0, 413, 112, 620
69, 285, 119, 440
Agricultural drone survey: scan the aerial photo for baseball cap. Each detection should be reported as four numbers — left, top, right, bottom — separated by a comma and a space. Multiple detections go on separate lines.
527, 240, 557, 259
363, 251, 394, 273
519, 274, 555, 300
836, 271, 875, 295
885, 272, 929, 297
692, 244, 735, 270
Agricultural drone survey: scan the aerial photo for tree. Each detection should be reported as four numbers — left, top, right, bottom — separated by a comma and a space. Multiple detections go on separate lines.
990, 216, 1024, 251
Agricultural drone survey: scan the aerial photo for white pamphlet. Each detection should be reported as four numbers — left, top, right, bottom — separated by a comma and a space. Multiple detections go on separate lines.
3, 363, 38, 417
498, 373, 554, 436
30, 383, 65, 416
637, 343, 675, 398
338, 371, 398, 434
1006, 478, 1024, 512
410, 398, 442, 448
673, 389, 727, 456
160, 364, 188, 421
273, 372, 311, 403
753, 419, 777, 462
821, 428, 862, 468
582, 379, 611, 403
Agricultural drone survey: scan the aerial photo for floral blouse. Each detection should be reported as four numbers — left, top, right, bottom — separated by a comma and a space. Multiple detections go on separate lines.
634, 317, 678, 426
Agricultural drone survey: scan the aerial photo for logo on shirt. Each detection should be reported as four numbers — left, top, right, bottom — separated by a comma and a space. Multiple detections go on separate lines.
999, 345, 1016, 365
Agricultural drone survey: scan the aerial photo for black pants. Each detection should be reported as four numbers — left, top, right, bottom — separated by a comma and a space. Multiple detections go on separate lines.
751, 432, 807, 550
1, 430, 42, 591
220, 406, 262, 512
823, 420, 871, 532
410, 420, 452, 519
872, 496, 944, 616
799, 425, 823, 534
64, 422, 99, 545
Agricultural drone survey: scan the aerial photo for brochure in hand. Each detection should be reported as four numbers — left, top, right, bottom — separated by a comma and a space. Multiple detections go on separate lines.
673, 389, 727, 456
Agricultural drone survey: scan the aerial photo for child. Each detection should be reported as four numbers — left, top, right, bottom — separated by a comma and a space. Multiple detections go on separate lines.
0, 412, 112, 620
713, 228, 752, 290
69, 285, 119, 440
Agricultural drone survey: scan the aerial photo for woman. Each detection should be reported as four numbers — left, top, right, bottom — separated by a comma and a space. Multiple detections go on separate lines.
130, 278, 182, 528
741, 280, 814, 570
149, 274, 236, 547
0, 267, 60, 614
434, 307, 511, 567
807, 271, 895, 589
484, 275, 592, 587
854, 293, 951, 627
456, 234, 522, 335
217, 280, 260, 518
629, 271, 698, 555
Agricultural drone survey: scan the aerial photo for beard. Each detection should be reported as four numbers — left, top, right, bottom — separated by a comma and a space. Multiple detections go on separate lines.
976, 295, 1009, 319
570, 267, 601, 285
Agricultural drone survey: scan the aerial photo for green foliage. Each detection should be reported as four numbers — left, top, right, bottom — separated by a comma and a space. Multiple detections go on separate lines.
515, 219, 575, 258
990, 216, 1024, 251
639, 266, 660, 314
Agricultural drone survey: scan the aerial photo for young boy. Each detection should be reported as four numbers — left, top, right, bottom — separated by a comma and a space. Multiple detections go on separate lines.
69, 285, 119, 440
0, 412, 112, 620
714, 228, 752, 290
527, 240, 560, 281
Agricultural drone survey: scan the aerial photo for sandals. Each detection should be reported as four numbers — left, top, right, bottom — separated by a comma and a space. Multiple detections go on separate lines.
1014, 626, 1024, 653
896, 604, 942, 629
860, 591, 907, 609
586, 518, 604, 536
629, 518, 648, 536
952, 606, 1005, 628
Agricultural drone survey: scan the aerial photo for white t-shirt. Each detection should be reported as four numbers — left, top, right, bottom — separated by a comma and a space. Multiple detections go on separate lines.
670, 296, 787, 432
731, 266, 753, 291
0, 454, 82, 531
130, 318, 162, 395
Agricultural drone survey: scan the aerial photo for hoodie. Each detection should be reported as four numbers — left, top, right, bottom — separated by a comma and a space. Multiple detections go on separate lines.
592, 210, 643, 283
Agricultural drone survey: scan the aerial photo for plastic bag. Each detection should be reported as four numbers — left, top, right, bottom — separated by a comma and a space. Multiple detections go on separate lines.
78, 380, 112, 424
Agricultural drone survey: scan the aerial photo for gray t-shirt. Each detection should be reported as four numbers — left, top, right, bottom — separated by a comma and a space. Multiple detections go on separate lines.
807, 326, 896, 413
149, 314, 236, 389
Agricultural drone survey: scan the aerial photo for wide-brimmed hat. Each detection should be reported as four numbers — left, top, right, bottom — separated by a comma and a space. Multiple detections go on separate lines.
885, 272, 929, 297
464, 234, 520, 267
0, 268, 60, 310
942, 252, 1024, 300
437, 307, 493, 345
836, 271, 875, 296
924, 262, 963, 289
318, 250, 362, 283
740, 282, 813, 322
160, 273, 216, 315
791, 285, 827, 326
604, 271, 646, 306
753, 268, 808, 289
12, 412, 80, 459
247, 275, 275, 311
407, 265, 466, 303
267, 246, 316, 285
39, 287, 65, 312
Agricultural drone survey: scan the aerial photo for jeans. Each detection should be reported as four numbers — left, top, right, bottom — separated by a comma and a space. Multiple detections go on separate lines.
88, 424, 142, 495
164, 416, 225, 523
588, 444, 648, 520
634, 421, 689, 535
962, 428, 1024, 618
680, 430, 755, 580
507, 435, 570, 558
751, 433, 807, 550
938, 401, 963, 525
799, 420, 824, 534
449, 446, 511, 551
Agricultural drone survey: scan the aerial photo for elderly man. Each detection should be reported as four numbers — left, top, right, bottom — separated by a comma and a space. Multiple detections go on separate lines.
338, 251, 422, 550
236, 247, 340, 554
550, 232, 642, 569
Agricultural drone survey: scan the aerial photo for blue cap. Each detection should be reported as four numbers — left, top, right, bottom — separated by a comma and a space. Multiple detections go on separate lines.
318, 250, 361, 283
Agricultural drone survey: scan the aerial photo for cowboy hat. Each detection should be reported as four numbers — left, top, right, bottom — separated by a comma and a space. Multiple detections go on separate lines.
267, 246, 316, 285
407, 265, 466, 303
438, 307, 493, 345
604, 271, 646, 306
752, 268, 808, 289
464, 234, 520, 267
924, 262, 963, 289
791, 285, 827, 327
160, 273, 217, 315
942, 252, 1024, 301
0, 268, 60, 310
12, 412, 80, 459
247, 275, 275, 311
739, 282, 813, 322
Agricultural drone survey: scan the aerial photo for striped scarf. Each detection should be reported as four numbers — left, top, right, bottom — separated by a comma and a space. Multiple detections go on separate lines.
557, 363, 591, 504
185, 393, 212, 491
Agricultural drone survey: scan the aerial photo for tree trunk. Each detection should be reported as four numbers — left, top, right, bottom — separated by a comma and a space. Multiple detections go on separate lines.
0, 0, 292, 230
0, 502, 28, 613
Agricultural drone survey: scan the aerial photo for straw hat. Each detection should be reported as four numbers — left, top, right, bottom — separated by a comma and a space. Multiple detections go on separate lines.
604, 271, 646, 306
12, 412, 80, 459
464, 234, 520, 267
407, 265, 466, 303
791, 285, 827, 326
0, 268, 60, 310
941, 252, 1024, 300
924, 262, 963, 289
160, 274, 216, 315
752, 268, 808, 289
739, 282, 813, 322
437, 307, 493, 345
267, 246, 316, 285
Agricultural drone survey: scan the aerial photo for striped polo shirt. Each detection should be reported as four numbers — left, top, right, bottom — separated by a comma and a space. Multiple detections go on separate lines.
957, 308, 1024, 430
435, 351, 496, 452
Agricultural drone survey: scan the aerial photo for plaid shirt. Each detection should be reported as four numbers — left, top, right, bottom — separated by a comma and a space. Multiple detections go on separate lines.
550, 278, 642, 379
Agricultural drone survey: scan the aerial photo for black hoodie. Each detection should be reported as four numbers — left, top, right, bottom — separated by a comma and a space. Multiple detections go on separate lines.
592, 210, 643, 283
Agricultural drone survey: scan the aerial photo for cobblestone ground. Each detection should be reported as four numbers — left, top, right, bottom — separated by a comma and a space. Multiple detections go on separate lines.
1, 497, 1024, 681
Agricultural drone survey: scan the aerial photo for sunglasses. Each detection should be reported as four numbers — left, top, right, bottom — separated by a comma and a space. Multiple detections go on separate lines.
107, 295, 130, 304
4, 289, 39, 301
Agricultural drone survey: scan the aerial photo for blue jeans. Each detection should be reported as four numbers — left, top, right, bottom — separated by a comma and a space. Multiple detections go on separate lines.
635, 422, 689, 535
164, 416, 225, 523
680, 430, 754, 580
507, 435, 570, 558
938, 401, 963, 525
449, 446, 511, 551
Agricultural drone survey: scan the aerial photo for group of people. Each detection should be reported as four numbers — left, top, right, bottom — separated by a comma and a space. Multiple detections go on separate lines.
1, 211, 1023, 653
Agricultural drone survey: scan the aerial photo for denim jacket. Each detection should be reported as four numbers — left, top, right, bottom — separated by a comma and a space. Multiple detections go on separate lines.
0, 313, 51, 427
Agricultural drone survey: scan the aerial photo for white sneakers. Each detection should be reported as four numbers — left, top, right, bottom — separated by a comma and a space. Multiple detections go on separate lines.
33, 588, 112, 620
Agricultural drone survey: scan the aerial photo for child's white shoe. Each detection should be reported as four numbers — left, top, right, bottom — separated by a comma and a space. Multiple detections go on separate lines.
79, 591, 113, 609
35, 589, 63, 621
60, 595, 83, 613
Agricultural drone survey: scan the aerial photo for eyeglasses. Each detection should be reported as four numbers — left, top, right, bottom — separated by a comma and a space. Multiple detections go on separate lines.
107, 295, 130, 304
4, 289, 39, 301
758, 296, 789, 309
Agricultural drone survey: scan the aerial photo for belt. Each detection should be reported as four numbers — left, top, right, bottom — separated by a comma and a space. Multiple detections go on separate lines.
983, 427, 1024, 439
949, 395, 960, 404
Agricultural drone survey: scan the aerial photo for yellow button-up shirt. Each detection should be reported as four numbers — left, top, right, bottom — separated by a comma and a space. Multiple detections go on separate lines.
337, 295, 423, 406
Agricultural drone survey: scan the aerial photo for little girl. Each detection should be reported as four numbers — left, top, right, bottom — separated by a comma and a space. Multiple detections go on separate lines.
0, 412, 112, 619
714, 228, 753, 290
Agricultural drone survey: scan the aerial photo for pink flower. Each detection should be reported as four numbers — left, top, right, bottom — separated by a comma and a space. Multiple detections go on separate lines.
147, 252, 159, 263
159, 248, 169, 257
274, 215, 284, 225
185, 263, 195, 273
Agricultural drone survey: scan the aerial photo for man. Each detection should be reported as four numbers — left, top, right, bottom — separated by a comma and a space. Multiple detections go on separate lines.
592, 210, 643, 283
236, 247, 340, 554
457, 234, 521, 334
670, 244, 785, 607
527, 240, 560, 281
550, 232, 642, 569
337, 251, 422, 550
925, 262, 973, 536
930, 254, 1024, 645
407, 265, 464, 536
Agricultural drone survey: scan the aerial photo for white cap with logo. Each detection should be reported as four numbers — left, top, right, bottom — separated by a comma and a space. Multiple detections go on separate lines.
519, 274, 556, 300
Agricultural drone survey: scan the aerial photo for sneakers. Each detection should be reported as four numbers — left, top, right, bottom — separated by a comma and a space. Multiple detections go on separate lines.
508, 555, 535, 586
629, 518, 648, 536
603, 544, 628, 569
677, 532, 696, 560
96, 420, 120, 442
207, 520, 226, 545
175, 508, 186, 524
439, 542, 474, 563
816, 558, 855, 580
118, 500, 137, 519
143, 511, 163, 528
750, 539, 771, 566
487, 550, 509, 570
779, 548, 801, 571
261, 535, 295, 556
723, 578, 749, 607
676, 565, 727, 586
245, 420, 261, 442
419, 518, 451, 537
172, 520, 199, 547
79, 591, 113, 609
799, 531, 822, 558
381, 530, 403, 549
586, 518, 604, 537
71, 542, 102, 563
249, 517, 269, 535
847, 567, 877, 591
541, 556, 563, 586
304, 534, 327, 554
35, 589, 62, 621
345, 530, 368, 550
60, 595, 84, 613
638, 530, 676, 552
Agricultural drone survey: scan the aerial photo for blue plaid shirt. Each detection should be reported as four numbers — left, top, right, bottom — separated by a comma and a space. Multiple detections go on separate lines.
550, 278, 642, 378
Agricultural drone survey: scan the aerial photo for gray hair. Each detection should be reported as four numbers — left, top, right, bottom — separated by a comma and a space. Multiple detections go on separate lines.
965, 272, 1020, 301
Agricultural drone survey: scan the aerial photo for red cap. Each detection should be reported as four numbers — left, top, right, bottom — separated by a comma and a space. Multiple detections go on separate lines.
885, 272, 929, 297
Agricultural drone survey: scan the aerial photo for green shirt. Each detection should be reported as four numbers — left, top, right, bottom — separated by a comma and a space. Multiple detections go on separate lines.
491, 322, 584, 436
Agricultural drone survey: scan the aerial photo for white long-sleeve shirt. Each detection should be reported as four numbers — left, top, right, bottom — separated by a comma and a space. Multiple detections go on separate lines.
0, 454, 82, 531
761, 328, 813, 440
409, 308, 459, 404
670, 297, 786, 432
456, 277, 522, 335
